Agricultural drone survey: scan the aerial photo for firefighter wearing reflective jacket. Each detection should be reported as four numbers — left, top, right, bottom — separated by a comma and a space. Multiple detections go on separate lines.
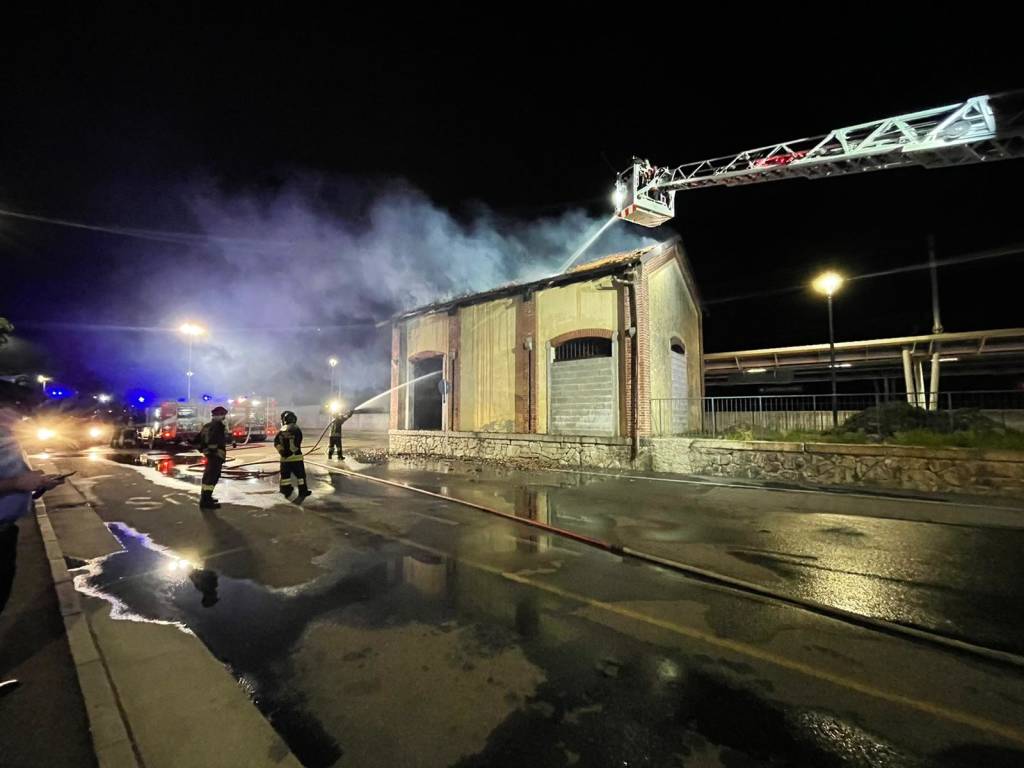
275, 411, 311, 500
198, 406, 228, 510
327, 410, 353, 460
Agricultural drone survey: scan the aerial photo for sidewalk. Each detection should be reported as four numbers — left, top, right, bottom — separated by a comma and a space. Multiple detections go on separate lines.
31, 456, 303, 768
0, 509, 96, 768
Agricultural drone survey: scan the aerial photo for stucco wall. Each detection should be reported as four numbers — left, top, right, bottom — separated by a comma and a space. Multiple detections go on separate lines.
407, 314, 449, 360
457, 299, 516, 432
647, 258, 703, 435
535, 279, 619, 434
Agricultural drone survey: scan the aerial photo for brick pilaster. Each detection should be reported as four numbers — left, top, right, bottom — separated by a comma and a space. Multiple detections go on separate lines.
389, 324, 402, 430
448, 310, 460, 432
514, 295, 537, 433
619, 265, 652, 438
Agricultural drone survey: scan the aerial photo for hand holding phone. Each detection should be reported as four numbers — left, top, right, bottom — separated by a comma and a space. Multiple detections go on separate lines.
31, 471, 75, 498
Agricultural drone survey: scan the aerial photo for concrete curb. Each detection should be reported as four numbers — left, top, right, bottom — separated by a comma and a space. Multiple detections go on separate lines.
37, 455, 306, 768
34, 497, 141, 768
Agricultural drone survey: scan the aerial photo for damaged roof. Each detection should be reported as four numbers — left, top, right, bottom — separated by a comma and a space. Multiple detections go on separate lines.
393, 241, 676, 322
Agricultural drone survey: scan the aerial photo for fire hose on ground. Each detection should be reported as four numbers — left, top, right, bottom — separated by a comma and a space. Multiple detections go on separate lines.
184, 417, 339, 478
175, 444, 1024, 669
299, 458, 1024, 671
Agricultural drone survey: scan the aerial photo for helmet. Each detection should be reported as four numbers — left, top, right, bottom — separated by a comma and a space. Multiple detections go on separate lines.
280, 410, 297, 425
211, 406, 228, 416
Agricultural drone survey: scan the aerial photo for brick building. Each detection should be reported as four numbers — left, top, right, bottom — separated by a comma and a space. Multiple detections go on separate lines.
388, 238, 703, 463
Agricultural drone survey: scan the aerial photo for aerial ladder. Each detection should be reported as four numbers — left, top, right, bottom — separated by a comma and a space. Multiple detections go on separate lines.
613, 91, 1024, 227
611, 90, 1024, 410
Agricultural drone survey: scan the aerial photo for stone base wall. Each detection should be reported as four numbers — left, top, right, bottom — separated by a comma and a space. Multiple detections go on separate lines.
650, 438, 1024, 497
388, 430, 638, 470
389, 430, 1024, 497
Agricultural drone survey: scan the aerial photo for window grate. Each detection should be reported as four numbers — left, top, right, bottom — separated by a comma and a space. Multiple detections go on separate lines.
554, 337, 612, 362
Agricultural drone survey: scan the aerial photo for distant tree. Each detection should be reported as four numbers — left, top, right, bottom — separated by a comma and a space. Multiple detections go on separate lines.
0, 317, 13, 346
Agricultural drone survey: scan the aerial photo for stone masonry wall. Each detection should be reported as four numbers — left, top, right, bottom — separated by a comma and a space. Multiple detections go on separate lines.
650, 437, 1024, 497
389, 430, 637, 470
389, 430, 1024, 497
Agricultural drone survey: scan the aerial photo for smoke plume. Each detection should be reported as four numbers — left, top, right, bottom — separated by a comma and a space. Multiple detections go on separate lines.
28, 176, 657, 407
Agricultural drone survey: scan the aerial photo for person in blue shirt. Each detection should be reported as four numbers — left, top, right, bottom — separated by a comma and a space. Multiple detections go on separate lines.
1, 382, 66, 696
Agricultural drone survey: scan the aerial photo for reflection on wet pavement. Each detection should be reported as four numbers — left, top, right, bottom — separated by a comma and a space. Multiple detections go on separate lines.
71, 513, 1021, 768
62, 450, 1024, 767
359, 458, 1024, 656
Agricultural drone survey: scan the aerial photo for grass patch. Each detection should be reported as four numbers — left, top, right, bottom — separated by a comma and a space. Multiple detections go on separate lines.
709, 404, 1024, 451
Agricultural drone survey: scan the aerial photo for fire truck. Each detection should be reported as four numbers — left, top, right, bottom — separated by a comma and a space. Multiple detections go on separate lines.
152, 402, 207, 444
149, 396, 278, 446
227, 396, 278, 444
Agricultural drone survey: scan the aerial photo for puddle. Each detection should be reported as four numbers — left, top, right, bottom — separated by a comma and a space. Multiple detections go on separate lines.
101, 449, 279, 485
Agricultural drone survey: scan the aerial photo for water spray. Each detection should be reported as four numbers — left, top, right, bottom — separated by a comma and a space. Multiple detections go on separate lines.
302, 370, 443, 457
349, 369, 441, 412
186, 371, 447, 476
557, 215, 618, 274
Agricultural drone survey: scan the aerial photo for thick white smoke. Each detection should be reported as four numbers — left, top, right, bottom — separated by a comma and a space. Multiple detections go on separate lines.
83, 176, 657, 406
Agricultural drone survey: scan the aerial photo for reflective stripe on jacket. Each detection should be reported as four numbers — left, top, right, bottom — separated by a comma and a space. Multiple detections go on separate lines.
274, 425, 303, 461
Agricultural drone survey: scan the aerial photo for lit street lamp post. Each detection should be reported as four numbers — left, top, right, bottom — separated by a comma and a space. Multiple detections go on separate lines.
179, 323, 206, 402
812, 271, 844, 427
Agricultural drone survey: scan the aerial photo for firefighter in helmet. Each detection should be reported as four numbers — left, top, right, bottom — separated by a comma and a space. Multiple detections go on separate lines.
198, 406, 229, 510
275, 410, 311, 500
327, 409, 354, 460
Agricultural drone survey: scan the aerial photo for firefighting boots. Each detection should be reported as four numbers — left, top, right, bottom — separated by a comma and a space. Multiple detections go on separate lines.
199, 490, 221, 510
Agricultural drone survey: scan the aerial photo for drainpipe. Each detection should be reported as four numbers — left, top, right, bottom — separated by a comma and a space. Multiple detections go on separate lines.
613, 271, 640, 462
525, 335, 534, 432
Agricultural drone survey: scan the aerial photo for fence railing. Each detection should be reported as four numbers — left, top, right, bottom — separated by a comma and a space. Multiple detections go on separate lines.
651, 390, 1024, 437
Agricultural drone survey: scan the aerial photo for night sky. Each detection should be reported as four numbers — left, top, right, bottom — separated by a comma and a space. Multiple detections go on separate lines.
2, 31, 1022, 403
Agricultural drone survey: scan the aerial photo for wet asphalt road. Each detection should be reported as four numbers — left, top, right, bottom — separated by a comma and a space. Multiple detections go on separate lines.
354, 457, 1024, 656
49, 445, 1024, 767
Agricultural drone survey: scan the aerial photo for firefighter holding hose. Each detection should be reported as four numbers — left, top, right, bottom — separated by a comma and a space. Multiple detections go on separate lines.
198, 405, 229, 510
275, 411, 311, 501
327, 409, 354, 460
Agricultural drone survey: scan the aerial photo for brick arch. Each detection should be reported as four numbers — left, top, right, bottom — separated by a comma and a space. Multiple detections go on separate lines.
408, 349, 445, 363
548, 328, 614, 348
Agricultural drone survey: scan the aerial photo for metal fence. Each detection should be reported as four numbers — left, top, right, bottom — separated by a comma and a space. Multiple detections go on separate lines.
651, 390, 1024, 437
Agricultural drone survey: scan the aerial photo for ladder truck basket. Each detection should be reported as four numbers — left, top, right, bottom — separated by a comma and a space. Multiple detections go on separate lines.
615, 161, 675, 228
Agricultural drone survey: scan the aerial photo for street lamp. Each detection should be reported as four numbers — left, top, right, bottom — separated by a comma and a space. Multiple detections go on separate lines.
178, 323, 206, 402
328, 357, 339, 398
812, 271, 844, 427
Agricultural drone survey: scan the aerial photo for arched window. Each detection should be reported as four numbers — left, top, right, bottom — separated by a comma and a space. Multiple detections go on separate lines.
554, 337, 612, 362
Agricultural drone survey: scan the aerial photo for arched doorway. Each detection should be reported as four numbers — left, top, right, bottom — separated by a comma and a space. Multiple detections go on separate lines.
549, 333, 616, 436
410, 353, 444, 430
